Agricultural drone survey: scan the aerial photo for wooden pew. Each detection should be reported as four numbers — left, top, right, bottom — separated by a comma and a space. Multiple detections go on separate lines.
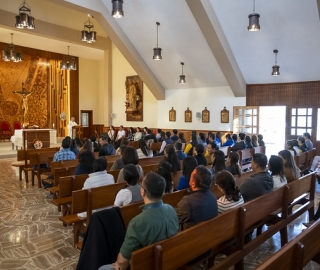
239, 148, 254, 172
129, 141, 139, 149
256, 219, 320, 270
150, 142, 162, 153
294, 151, 308, 174
254, 146, 266, 155
139, 155, 164, 166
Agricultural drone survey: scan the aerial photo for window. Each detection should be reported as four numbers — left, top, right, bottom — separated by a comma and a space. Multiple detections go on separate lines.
233, 106, 259, 136
290, 108, 312, 136
81, 113, 89, 127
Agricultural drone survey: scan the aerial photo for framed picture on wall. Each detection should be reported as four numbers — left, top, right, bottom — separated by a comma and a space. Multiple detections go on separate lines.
185, 107, 192, 122
125, 75, 143, 121
221, 106, 229, 123
202, 107, 210, 123
169, 107, 176, 121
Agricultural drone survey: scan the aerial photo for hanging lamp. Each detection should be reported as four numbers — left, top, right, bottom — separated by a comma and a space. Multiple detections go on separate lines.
179, 62, 186, 84
153, 22, 162, 60
272, 49, 280, 76
60, 46, 77, 71
248, 0, 260, 31
112, 0, 124, 18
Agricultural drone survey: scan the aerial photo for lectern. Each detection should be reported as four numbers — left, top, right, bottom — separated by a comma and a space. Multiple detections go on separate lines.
72, 126, 83, 139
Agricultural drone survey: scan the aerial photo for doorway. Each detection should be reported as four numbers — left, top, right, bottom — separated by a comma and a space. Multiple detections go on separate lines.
80, 110, 93, 139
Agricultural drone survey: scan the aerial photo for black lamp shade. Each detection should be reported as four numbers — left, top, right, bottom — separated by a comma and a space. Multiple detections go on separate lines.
248, 13, 260, 31
112, 0, 124, 18
153, 47, 162, 60
27, 16, 35, 29
272, 65, 280, 76
179, 75, 186, 84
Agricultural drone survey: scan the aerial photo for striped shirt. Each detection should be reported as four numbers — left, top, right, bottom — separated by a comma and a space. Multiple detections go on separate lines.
217, 195, 244, 214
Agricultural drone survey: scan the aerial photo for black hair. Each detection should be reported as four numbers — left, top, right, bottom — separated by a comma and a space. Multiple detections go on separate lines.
93, 158, 107, 172
78, 151, 95, 173
175, 142, 182, 151
165, 144, 180, 174
303, 132, 311, 139
70, 139, 77, 149
173, 129, 178, 135
123, 164, 140, 185
199, 133, 206, 142
215, 171, 242, 202
82, 140, 93, 152
226, 133, 231, 140
212, 150, 226, 173
157, 128, 162, 133
193, 165, 212, 190
90, 136, 96, 142
286, 140, 297, 155
129, 127, 135, 134
100, 135, 108, 142
165, 131, 171, 138
122, 146, 139, 165
232, 134, 238, 141
208, 142, 218, 150
252, 153, 267, 169
143, 172, 166, 200
209, 133, 216, 140
183, 157, 198, 182
195, 144, 205, 155
258, 134, 263, 141
156, 161, 173, 193
147, 129, 152, 134
139, 138, 150, 156
268, 155, 285, 181
228, 152, 242, 176
62, 138, 71, 149
239, 133, 245, 140
178, 132, 186, 143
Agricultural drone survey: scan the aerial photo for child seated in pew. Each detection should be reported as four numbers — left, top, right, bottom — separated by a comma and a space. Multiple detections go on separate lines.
114, 164, 142, 207
215, 171, 244, 213
268, 155, 287, 190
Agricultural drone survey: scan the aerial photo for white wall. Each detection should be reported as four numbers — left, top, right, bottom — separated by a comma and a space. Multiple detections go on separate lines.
111, 44, 158, 127
158, 87, 246, 130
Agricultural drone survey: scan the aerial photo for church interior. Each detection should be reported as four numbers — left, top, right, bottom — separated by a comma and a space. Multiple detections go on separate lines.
1, 0, 320, 269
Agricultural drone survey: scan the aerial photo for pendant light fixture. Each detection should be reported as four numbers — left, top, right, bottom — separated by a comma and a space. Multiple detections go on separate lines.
112, 0, 124, 18
2, 33, 23, 62
179, 62, 186, 84
15, 0, 35, 29
60, 46, 77, 71
81, 14, 97, 43
153, 22, 162, 60
248, 0, 260, 31
272, 49, 280, 76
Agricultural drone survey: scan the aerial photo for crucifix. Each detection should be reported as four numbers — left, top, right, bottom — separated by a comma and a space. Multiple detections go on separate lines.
12, 82, 33, 126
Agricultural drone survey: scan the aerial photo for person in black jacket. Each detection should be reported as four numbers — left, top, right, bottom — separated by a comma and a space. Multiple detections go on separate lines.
230, 133, 246, 151
194, 144, 207, 166
98, 135, 115, 156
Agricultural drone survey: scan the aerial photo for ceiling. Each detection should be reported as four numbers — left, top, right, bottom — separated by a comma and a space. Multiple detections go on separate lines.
1, 0, 320, 98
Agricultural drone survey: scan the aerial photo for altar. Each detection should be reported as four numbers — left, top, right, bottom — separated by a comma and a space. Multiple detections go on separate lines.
11, 129, 57, 149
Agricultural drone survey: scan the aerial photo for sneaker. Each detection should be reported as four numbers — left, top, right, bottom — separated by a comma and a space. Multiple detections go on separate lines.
302, 220, 315, 227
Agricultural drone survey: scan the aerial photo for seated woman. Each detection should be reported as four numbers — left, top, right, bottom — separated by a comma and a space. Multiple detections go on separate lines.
251, 135, 258, 147
164, 144, 180, 173
137, 139, 153, 159
226, 152, 242, 176
110, 145, 127, 171
117, 146, 144, 183
184, 134, 198, 156
114, 164, 143, 207
177, 157, 198, 190
177, 132, 187, 144
278, 150, 301, 183
133, 127, 143, 141
297, 136, 307, 153
215, 170, 244, 213
127, 127, 135, 141
211, 150, 226, 178
194, 144, 207, 166
115, 137, 128, 155
107, 126, 115, 142
75, 150, 95, 175
245, 135, 253, 149
291, 139, 300, 156
285, 140, 297, 157
268, 155, 287, 190
156, 161, 173, 193
222, 133, 234, 147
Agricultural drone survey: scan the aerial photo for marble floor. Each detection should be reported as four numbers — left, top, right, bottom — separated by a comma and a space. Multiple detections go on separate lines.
0, 141, 319, 269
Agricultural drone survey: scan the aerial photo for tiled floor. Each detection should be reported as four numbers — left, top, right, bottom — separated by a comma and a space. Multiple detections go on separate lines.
0, 141, 319, 269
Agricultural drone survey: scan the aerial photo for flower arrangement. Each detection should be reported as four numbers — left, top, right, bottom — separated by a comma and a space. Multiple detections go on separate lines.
33, 139, 43, 149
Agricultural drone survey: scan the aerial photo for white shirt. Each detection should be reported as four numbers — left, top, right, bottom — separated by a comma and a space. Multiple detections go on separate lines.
117, 130, 126, 140
272, 175, 287, 190
136, 148, 153, 159
67, 120, 78, 137
114, 189, 133, 207
108, 130, 115, 141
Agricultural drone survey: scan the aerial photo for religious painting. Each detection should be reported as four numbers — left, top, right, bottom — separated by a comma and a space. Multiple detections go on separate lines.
169, 107, 176, 121
185, 107, 192, 122
202, 107, 210, 123
221, 106, 229, 123
125, 75, 143, 121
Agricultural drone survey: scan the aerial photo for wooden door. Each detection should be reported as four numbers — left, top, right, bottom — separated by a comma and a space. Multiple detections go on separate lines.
80, 110, 93, 139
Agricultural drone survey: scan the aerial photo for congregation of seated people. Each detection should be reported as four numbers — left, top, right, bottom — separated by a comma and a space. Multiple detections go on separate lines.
41, 127, 318, 269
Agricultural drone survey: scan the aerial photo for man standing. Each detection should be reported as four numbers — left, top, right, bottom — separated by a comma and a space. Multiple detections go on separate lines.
99, 172, 179, 270
115, 125, 126, 148
176, 165, 218, 231
53, 137, 76, 161
303, 132, 313, 150
240, 153, 273, 202
67, 117, 78, 137
99, 135, 115, 156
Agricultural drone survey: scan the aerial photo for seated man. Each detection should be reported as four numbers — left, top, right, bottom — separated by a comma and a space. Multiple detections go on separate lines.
171, 129, 179, 141
53, 137, 76, 161
176, 165, 218, 231
99, 135, 115, 156
230, 132, 246, 151
175, 142, 187, 161
99, 172, 179, 270
239, 153, 273, 202
115, 125, 126, 148
144, 128, 157, 143
303, 132, 313, 150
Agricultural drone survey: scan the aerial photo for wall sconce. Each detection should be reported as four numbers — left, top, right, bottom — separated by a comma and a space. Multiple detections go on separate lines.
2, 33, 22, 62
272, 49, 280, 76
179, 62, 186, 84
153, 22, 162, 60
112, 0, 124, 18
81, 14, 97, 43
248, 0, 260, 31
15, 0, 35, 29
60, 46, 77, 71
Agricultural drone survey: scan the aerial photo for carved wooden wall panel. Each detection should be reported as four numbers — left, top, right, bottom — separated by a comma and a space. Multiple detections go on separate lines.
0, 42, 79, 137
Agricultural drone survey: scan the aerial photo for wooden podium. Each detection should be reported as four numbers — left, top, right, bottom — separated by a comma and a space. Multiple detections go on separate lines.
72, 126, 83, 139
23, 129, 50, 149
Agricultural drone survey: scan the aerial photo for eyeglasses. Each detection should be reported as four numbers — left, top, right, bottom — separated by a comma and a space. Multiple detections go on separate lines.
138, 178, 147, 193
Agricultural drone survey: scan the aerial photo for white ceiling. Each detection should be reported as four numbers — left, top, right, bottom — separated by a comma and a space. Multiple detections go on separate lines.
1, 0, 320, 97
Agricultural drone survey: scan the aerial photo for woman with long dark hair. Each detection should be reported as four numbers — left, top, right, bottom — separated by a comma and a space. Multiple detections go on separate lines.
226, 152, 242, 176
137, 139, 153, 159
278, 149, 300, 183
164, 144, 180, 173
156, 161, 173, 193
268, 155, 287, 190
285, 140, 297, 156
215, 171, 244, 213
127, 127, 135, 141
211, 150, 226, 178
74, 151, 95, 175
177, 157, 198, 190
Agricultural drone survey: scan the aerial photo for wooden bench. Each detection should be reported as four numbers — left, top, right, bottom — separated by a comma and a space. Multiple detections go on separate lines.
149, 142, 162, 153
256, 219, 320, 270
254, 146, 266, 155
239, 148, 254, 172
294, 151, 308, 174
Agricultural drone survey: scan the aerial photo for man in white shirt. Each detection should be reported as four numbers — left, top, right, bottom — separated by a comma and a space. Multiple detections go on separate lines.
115, 125, 126, 148
67, 117, 78, 138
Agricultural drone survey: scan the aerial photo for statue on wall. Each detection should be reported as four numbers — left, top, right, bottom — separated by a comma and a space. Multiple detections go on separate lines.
125, 75, 143, 121
127, 79, 137, 111
13, 82, 33, 125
